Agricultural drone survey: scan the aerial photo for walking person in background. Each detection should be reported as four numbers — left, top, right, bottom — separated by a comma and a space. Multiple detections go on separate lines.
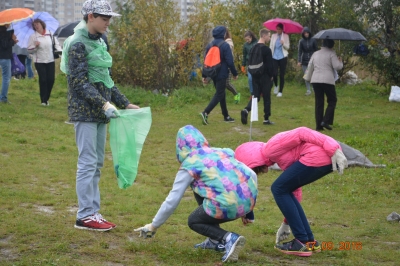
241, 29, 275, 126
297, 27, 318, 96
307, 39, 343, 131
224, 28, 240, 104
200, 26, 238, 125
241, 30, 258, 94
270, 23, 290, 97
0, 24, 18, 103
27, 18, 61, 106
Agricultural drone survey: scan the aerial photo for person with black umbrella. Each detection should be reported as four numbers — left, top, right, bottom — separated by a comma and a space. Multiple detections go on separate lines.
305, 39, 343, 131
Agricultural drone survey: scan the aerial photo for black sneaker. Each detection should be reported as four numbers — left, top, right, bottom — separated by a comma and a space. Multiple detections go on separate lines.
241, 109, 248, 125
224, 116, 235, 122
274, 239, 312, 257
263, 120, 275, 125
199, 112, 208, 125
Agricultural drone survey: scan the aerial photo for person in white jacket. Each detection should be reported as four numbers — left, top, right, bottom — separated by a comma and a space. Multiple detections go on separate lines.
27, 18, 61, 106
270, 23, 290, 97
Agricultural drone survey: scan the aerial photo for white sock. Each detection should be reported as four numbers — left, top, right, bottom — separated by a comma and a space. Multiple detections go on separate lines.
224, 233, 232, 243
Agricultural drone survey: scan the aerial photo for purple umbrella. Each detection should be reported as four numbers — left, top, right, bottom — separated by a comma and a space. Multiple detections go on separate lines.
11, 12, 59, 48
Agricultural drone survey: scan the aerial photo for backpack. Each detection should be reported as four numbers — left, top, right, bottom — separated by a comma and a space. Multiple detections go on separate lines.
202, 40, 225, 79
353, 43, 369, 56
247, 43, 264, 77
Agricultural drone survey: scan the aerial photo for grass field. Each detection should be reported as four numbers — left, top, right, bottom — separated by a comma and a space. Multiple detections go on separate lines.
0, 73, 399, 266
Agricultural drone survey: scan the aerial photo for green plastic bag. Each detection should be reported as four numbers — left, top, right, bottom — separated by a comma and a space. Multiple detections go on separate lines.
109, 107, 152, 189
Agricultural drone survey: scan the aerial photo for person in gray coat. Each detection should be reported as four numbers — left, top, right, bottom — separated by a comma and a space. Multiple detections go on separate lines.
307, 39, 343, 131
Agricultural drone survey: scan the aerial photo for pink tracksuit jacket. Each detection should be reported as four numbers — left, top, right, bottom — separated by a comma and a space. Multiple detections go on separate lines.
235, 127, 341, 202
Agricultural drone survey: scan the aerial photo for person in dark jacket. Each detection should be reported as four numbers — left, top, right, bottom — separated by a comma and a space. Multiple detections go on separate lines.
0, 25, 18, 103
200, 26, 238, 125
241, 30, 258, 94
61, 0, 139, 231
240, 29, 275, 126
297, 27, 318, 96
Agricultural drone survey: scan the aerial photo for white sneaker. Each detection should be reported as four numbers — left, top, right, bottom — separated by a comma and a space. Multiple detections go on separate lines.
305, 91, 311, 96
273, 86, 279, 94
41, 103, 47, 106
277, 92, 282, 97
46, 101, 50, 106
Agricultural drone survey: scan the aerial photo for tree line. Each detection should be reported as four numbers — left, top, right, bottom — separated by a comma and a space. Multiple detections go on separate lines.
109, 0, 399, 92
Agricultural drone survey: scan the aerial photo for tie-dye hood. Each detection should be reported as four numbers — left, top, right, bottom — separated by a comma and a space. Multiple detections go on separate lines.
175, 125, 258, 220
176, 125, 210, 163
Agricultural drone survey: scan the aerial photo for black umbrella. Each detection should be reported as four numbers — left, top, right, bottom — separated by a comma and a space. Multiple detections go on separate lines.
312, 28, 367, 41
54, 21, 79, 38
313, 28, 367, 53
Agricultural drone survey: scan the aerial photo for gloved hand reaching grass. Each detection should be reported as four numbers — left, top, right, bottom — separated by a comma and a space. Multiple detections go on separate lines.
134, 223, 157, 238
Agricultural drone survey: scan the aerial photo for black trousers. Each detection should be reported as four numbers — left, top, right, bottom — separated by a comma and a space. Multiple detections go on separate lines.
187, 193, 232, 242
245, 74, 273, 120
312, 83, 337, 129
16, 55, 27, 79
35, 62, 55, 104
204, 78, 229, 118
272, 57, 287, 92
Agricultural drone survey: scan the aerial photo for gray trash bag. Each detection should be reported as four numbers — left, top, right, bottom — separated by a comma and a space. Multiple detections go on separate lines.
387, 212, 400, 222
338, 141, 386, 168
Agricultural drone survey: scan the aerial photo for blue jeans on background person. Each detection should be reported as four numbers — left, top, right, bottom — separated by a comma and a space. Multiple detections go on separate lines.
0, 59, 11, 102
26, 56, 34, 79
271, 161, 332, 242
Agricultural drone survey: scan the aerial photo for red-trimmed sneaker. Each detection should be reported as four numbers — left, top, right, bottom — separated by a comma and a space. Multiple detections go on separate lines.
74, 214, 113, 231
95, 213, 117, 228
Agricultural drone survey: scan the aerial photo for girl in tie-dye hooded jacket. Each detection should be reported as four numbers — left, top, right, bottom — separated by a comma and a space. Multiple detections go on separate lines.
136, 125, 257, 261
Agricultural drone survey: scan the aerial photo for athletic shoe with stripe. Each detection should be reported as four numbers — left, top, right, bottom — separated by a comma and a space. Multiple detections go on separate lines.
274, 238, 312, 257
221, 233, 246, 262
194, 238, 225, 252
74, 214, 113, 231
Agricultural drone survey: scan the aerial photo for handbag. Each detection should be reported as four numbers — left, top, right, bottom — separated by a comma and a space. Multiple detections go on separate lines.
11, 53, 25, 76
50, 33, 60, 59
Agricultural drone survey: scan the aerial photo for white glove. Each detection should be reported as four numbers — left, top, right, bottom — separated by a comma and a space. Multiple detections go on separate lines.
134, 223, 157, 238
103, 101, 120, 118
331, 149, 348, 175
276, 222, 291, 244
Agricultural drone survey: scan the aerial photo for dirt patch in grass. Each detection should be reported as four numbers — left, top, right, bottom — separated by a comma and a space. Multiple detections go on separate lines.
35, 205, 55, 214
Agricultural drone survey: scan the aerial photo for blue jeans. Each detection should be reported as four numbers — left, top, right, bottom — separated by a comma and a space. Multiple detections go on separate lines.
271, 161, 332, 242
0, 59, 11, 102
74, 122, 107, 219
26, 57, 34, 79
